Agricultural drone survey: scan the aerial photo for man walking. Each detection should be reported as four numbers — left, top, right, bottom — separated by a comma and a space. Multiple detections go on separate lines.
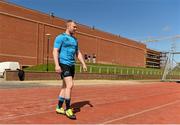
53, 20, 87, 120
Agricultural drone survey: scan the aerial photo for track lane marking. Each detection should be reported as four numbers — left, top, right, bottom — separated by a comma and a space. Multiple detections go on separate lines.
102, 100, 180, 124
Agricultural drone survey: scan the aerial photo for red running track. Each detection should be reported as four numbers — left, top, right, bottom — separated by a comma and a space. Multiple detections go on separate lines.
0, 82, 180, 124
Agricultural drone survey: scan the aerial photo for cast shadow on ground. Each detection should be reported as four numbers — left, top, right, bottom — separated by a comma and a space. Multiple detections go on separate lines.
71, 100, 93, 113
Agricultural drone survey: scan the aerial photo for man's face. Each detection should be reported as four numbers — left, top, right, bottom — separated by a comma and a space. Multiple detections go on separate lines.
68, 22, 77, 34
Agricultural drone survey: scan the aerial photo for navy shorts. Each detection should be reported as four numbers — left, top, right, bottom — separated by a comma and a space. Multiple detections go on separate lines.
60, 63, 75, 79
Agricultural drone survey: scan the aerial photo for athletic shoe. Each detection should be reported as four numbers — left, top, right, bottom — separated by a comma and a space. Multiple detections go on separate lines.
65, 108, 76, 120
56, 107, 65, 114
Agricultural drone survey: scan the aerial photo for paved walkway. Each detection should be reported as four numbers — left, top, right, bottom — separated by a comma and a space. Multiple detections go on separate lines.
0, 78, 161, 88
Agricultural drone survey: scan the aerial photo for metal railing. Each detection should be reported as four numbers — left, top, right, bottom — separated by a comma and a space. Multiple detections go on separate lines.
75, 64, 172, 76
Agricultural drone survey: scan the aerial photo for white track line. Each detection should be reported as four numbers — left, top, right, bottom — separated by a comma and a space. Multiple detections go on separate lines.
102, 100, 180, 124
0, 110, 55, 121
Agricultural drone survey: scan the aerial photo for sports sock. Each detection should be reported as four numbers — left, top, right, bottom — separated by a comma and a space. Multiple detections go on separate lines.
58, 96, 65, 108
65, 98, 71, 110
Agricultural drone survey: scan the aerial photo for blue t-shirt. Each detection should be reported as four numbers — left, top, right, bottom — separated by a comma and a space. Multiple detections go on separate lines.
54, 33, 78, 66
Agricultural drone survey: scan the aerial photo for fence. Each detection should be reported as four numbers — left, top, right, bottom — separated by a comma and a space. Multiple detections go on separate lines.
76, 64, 180, 77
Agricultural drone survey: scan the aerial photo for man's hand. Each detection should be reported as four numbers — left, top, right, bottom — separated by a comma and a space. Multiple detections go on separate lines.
55, 65, 62, 73
82, 64, 87, 72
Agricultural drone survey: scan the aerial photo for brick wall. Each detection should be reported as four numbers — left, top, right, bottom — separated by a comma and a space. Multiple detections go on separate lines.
0, 1, 146, 67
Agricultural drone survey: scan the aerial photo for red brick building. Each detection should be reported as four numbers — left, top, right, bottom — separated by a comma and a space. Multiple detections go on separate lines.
0, 1, 147, 68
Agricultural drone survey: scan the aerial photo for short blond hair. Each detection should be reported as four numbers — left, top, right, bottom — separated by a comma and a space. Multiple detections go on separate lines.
66, 20, 75, 27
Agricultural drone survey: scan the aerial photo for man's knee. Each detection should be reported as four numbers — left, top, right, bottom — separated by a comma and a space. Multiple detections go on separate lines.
66, 82, 73, 89
64, 77, 73, 89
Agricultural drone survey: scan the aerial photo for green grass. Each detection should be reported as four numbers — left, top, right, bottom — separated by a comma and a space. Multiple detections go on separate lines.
24, 64, 55, 72
23, 62, 167, 75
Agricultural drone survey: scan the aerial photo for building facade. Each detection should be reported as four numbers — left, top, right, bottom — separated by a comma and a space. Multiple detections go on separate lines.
146, 49, 162, 68
1, 1, 147, 68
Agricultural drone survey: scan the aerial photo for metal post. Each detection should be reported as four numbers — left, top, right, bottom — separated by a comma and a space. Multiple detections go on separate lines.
46, 34, 51, 72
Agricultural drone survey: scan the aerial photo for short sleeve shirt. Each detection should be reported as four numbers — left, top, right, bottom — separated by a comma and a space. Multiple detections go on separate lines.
54, 33, 78, 66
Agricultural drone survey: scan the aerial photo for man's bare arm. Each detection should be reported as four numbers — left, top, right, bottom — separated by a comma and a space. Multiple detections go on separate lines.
77, 50, 87, 71
53, 48, 61, 73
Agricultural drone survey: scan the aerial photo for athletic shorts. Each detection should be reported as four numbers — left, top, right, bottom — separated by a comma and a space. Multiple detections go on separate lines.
59, 63, 75, 79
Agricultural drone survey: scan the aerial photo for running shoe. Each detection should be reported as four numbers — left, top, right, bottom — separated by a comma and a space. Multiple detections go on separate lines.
56, 107, 65, 114
65, 108, 76, 120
